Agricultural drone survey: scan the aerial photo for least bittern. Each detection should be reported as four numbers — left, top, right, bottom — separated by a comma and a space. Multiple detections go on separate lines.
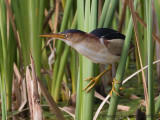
40, 28, 131, 96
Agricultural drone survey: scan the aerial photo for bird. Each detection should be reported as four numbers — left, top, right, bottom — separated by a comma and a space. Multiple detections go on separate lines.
40, 28, 133, 96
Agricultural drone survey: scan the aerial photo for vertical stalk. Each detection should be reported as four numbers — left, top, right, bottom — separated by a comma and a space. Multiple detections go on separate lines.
36, 0, 45, 76
106, 0, 137, 119
75, 0, 84, 119
19, 0, 30, 66
0, 0, 16, 111
0, 0, 8, 110
98, 0, 111, 28
53, 46, 70, 102
0, 75, 7, 120
103, 0, 118, 28
70, 49, 78, 94
81, 0, 94, 117
41, 41, 52, 91
82, 4, 98, 119
29, 0, 45, 77
51, 0, 73, 97
146, 0, 155, 119
75, 0, 98, 120
154, 0, 160, 117
70, 13, 78, 94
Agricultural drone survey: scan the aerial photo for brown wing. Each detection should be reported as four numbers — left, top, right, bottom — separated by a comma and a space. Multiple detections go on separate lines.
90, 28, 126, 56
104, 39, 124, 56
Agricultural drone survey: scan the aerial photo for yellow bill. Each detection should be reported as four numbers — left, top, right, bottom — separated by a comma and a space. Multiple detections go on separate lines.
39, 34, 67, 39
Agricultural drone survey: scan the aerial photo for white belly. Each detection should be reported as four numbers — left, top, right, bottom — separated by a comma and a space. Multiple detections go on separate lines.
72, 44, 120, 64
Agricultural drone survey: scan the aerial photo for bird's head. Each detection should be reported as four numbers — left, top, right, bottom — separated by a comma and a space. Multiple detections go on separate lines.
39, 29, 86, 45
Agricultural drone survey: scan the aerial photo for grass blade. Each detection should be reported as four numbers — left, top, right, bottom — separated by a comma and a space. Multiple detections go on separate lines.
146, 0, 155, 119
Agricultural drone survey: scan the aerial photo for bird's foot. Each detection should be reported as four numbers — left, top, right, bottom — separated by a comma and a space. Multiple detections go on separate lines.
109, 78, 123, 96
83, 76, 100, 92
83, 64, 112, 92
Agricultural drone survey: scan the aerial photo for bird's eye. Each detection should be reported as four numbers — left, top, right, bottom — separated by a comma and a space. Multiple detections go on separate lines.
61, 34, 68, 38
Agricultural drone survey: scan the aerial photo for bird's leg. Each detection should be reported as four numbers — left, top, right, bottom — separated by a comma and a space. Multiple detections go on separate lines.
109, 78, 122, 96
83, 64, 112, 92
